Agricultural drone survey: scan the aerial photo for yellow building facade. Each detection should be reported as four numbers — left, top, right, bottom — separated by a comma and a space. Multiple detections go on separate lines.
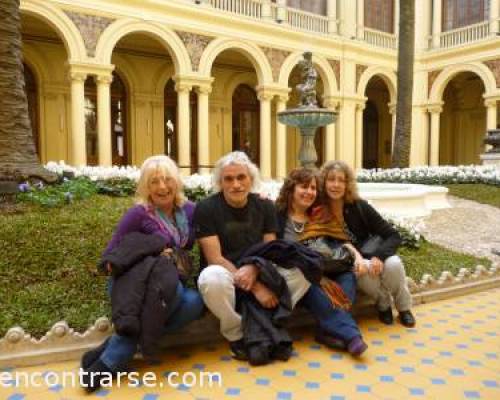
20, 0, 500, 177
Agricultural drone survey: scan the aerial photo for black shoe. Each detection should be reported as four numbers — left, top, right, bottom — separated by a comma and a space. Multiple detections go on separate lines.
314, 330, 347, 351
80, 359, 113, 393
398, 310, 416, 327
248, 344, 271, 366
378, 308, 394, 325
229, 339, 248, 361
347, 336, 368, 357
271, 343, 293, 361
81, 338, 110, 370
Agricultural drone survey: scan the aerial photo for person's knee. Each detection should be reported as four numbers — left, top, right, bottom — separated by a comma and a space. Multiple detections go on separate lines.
198, 265, 233, 295
183, 288, 205, 317
383, 256, 406, 284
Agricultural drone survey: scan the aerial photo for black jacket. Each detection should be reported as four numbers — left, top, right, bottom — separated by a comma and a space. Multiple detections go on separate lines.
99, 232, 179, 357
241, 239, 322, 284
344, 199, 402, 261
236, 254, 292, 350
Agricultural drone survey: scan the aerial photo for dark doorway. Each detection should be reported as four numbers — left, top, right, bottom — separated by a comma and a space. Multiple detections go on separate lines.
232, 84, 260, 165
363, 101, 379, 169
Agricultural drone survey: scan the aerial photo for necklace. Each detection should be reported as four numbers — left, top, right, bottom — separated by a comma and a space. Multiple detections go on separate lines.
291, 219, 306, 233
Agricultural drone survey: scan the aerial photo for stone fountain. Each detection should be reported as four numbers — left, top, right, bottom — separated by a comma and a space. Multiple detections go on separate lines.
480, 129, 500, 165
277, 52, 337, 168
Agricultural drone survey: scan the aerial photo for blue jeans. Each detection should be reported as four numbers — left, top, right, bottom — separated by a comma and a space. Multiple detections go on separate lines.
301, 271, 361, 343
100, 280, 205, 371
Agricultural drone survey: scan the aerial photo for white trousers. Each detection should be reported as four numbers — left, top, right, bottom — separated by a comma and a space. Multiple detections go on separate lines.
198, 264, 311, 341
356, 255, 412, 312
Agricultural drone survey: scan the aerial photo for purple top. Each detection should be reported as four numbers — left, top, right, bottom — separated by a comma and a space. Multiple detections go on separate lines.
103, 201, 196, 256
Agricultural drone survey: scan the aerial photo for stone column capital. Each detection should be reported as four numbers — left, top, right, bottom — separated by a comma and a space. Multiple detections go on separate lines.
69, 71, 87, 82
175, 82, 192, 93
388, 102, 396, 114
95, 73, 113, 85
323, 96, 341, 109
355, 101, 366, 111
484, 97, 499, 108
427, 104, 443, 114
196, 84, 212, 95
257, 91, 274, 102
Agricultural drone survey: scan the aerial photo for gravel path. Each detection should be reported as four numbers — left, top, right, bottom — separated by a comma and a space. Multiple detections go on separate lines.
421, 196, 500, 266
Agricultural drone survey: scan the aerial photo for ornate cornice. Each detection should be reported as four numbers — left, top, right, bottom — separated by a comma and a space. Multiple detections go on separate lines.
175, 31, 214, 72
483, 59, 500, 88
356, 64, 368, 91
261, 47, 291, 82
428, 69, 442, 97
64, 11, 115, 58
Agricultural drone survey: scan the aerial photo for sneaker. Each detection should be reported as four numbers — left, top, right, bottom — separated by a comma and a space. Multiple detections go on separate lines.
229, 339, 248, 361
378, 307, 394, 325
314, 330, 347, 351
398, 310, 416, 327
81, 338, 110, 370
347, 336, 368, 357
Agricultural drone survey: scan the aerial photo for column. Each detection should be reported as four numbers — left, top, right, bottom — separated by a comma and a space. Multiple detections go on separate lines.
428, 105, 442, 166
69, 71, 87, 166
275, 94, 288, 179
393, 0, 399, 34
257, 89, 273, 179
175, 81, 192, 174
323, 97, 339, 162
485, 98, 498, 130
432, 0, 442, 48
491, 0, 499, 35
356, 0, 364, 39
327, 0, 338, 34
262, 0, 272, 20
276, 0, 287, 23
197, 85, 212, 175
96, 74, 113, 166
355, 102, 365, 169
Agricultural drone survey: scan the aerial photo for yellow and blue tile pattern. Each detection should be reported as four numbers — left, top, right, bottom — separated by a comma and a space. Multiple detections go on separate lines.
1, 287, 499, 399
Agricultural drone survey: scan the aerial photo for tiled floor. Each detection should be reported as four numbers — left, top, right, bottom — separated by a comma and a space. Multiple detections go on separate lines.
1, 288, 499, 400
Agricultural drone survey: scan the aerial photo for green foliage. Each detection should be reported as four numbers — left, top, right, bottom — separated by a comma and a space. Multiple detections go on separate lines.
446, 184, 500, 209
17, 177, 98, 207
400, 240, 491, 282
185, 186, 212, 203
96, 178, 137, 197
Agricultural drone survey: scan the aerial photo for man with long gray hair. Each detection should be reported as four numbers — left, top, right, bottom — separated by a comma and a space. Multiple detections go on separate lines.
194, 151, 311, 364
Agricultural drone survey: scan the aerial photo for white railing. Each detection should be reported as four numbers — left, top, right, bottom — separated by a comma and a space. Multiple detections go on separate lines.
440, 20, 490, 48
208, 0, 262, 19
286, 7, 328, 34
363, 27, 397, 49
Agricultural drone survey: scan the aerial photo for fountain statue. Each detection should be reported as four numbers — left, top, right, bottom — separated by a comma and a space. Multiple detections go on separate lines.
278, 52, 337, 168
480, 129, 500, 165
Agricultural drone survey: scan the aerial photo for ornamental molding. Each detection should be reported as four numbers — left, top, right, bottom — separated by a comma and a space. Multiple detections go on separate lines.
64, 11, 115, 58
328, 59, 341, 87
483, 59, 500, 88
1, 264, 498, 368
175, 31, 214, 72
355, 64, 368, 91
427, 69, 442, 97
261, 47, 291, 82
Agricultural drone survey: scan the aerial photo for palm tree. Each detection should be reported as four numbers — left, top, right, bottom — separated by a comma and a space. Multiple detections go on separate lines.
0, 0, 56, 183
391, 0, 415, 167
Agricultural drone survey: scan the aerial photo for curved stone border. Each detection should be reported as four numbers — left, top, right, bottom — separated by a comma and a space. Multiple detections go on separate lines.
1, 264, 498, 368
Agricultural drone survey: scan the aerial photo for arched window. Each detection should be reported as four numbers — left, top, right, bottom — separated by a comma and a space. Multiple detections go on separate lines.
364, 0, 395, 33
442, 0, 490, 31
111, 72, 128, 166
232, 84, 260, 165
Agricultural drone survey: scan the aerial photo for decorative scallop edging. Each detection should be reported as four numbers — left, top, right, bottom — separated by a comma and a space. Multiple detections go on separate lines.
1, 264, 499, 368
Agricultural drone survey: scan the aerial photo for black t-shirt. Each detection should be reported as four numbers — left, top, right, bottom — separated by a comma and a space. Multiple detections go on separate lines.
194, 192, 278, 267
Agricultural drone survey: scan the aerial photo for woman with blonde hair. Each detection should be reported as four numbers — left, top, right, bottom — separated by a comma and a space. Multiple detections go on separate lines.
319, 160, 415, 328
80, 155, 204, 392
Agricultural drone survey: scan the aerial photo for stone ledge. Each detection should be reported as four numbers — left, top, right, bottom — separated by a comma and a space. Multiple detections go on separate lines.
1, 264, 498, 368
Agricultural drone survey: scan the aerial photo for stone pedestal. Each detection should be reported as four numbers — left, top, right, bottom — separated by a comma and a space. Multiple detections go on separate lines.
480, 153, 500, 165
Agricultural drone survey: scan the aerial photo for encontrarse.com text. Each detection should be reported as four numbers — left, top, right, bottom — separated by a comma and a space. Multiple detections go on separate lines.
0, 369, 222, 389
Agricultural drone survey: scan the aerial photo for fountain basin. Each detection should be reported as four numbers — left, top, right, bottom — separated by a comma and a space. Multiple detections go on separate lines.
359, 183, 450, 218
278, 108, 337, 128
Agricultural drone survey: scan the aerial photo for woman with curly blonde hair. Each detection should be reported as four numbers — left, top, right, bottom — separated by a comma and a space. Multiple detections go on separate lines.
319, 160, 415, 328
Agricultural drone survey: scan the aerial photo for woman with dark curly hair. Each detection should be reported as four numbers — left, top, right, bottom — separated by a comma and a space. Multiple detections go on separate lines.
275, 167, 368, 357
